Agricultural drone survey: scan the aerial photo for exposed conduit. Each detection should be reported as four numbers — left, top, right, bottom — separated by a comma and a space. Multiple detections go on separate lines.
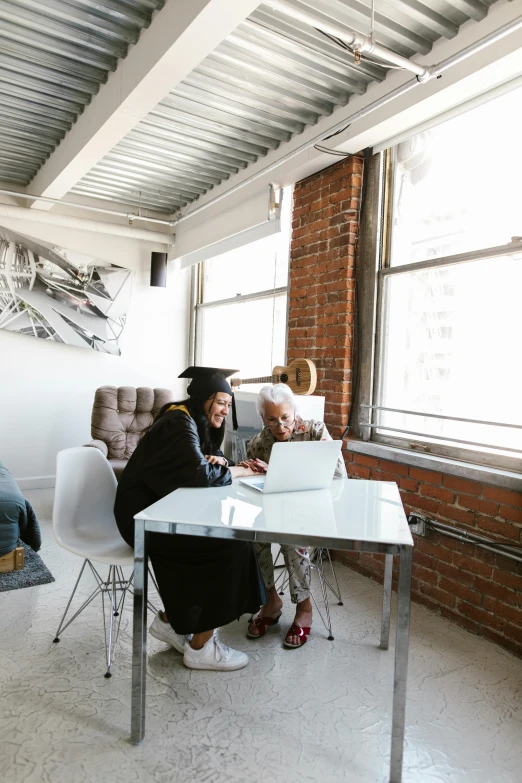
0, 204, 175, 245
264, 0, 434, 79
0, 188, 175, 228
409, 514, 522, 564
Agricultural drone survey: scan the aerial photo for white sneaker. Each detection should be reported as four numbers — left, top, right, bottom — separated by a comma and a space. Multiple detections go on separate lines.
183, 634, 249, 671
149, 613, 191, 654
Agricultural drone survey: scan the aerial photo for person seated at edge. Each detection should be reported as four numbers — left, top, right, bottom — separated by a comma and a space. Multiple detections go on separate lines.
242, 383, 346, 649
114, 366, 263, 672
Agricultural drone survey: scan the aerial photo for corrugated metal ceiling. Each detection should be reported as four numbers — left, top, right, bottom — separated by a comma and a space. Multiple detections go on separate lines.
0, 0, 499, 213
0, 0, 165, 186
72, 0, 497, 214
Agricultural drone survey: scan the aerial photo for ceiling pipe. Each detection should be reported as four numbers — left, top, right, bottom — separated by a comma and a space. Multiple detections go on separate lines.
262, 0, 433, 80
0, 188, 175, 228
0, 204, 175, 245
174, 13, 522, 225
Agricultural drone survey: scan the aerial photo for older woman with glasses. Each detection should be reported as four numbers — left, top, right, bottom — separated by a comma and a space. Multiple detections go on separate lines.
242, 384, 346, 649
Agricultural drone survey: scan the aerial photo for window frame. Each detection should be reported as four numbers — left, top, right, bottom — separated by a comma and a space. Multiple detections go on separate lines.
354, 149, 522, 473
192, 246, 290, 373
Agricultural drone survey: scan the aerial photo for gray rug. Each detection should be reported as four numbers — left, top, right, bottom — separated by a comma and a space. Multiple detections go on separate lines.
0, 544, 55, 592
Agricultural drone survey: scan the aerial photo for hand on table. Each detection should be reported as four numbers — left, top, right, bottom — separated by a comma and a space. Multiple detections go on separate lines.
229, 465, 256, 478
238, 458, 268, 474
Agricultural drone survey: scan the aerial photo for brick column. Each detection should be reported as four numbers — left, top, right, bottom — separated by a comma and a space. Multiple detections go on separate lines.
287, 155, 363, 438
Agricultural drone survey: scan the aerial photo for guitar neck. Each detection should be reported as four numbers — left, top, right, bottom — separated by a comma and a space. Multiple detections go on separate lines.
233, 375, 280, 385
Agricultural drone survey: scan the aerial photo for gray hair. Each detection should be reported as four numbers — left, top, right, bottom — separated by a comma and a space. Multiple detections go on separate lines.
256, 384, 297, 418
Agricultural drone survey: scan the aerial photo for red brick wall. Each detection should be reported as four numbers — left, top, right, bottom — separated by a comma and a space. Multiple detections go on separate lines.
288, 155, 362, 439
288, 156, 522, 658
343, 452, 522, 657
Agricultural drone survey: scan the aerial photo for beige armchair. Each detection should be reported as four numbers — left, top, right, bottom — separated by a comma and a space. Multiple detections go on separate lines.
84, 386, 172, 479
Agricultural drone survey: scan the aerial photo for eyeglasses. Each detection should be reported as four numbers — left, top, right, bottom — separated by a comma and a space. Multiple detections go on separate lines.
265, 416, 295, 430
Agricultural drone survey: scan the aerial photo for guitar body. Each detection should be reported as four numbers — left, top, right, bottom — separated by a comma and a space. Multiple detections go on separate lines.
231, 358, 317, 395
272, 358, 317, 395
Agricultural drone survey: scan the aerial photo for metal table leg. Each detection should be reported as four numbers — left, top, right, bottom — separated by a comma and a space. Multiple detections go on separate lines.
389, 545, 412, 783
380, 553, 394, 650
131, 520, 148, 745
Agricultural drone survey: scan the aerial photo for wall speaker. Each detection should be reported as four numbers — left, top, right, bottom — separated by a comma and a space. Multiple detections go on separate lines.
150, 252, 167, 287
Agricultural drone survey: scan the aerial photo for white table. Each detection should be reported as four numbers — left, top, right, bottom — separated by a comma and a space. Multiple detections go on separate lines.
131, 479, 413, 783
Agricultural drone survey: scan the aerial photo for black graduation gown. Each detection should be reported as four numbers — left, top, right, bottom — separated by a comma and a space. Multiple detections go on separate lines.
114, 408, 264, 634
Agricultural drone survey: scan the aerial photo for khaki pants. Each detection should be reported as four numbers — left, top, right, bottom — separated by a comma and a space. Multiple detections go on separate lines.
254, 542, 311, 604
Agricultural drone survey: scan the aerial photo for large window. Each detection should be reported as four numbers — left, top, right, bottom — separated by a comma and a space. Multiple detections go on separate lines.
365, 87, 522, 471
194, 188, 291, 389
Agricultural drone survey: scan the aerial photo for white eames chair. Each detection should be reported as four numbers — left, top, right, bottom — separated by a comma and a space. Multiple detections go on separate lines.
52, 447, 155, 677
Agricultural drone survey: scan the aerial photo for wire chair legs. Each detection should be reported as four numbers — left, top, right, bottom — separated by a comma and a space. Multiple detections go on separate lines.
311, 549, 334, 640
316, 548, 344, 606
53, 560, 159, 677
274, 546, 343, 641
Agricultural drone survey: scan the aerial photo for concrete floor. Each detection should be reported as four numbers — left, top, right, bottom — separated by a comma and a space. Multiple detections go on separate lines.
1, 488, 521, 783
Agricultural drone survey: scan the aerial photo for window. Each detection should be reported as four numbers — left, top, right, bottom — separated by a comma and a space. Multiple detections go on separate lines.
194, 187, 291, 390
363, 87, 522, 471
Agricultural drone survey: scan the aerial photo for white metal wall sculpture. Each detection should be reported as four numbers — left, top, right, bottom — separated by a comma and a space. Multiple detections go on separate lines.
0, 224, 133, 354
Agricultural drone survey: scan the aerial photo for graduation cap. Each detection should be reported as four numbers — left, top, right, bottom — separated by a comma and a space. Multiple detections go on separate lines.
178, 366, 239, 429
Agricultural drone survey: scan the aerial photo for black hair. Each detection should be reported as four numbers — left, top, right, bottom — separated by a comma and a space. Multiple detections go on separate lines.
153, 392, 226, 452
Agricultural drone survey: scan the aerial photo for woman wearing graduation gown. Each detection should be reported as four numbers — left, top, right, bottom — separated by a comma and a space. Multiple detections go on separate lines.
114, 366, 263, 671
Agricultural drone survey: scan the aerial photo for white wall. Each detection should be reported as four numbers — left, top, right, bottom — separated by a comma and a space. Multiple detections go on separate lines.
0, 217, 191, 484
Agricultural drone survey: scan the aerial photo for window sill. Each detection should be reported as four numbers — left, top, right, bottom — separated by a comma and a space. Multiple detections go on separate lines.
345, 439, 522, 491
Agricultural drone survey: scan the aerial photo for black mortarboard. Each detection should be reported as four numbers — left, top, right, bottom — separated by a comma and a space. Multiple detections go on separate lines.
178, 366, 239, 429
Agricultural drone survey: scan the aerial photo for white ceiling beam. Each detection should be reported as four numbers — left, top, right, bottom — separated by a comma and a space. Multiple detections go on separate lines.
28, 0, 262, 210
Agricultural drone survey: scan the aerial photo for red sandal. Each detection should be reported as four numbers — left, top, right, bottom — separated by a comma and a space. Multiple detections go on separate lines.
284, 621, 311, 648
246, 611, 282, 639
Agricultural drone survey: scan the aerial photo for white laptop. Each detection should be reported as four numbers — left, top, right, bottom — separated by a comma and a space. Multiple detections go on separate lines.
239, 440, 342, 494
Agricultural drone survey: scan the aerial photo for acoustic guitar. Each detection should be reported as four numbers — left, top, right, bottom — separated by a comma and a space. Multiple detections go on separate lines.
230, 358, 317, 396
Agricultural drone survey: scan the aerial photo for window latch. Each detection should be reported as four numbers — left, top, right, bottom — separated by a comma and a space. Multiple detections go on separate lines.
409, 441, 431, 452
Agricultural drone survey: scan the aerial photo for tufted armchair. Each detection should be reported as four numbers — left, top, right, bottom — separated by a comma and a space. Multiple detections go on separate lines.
84, 386, 172, 479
